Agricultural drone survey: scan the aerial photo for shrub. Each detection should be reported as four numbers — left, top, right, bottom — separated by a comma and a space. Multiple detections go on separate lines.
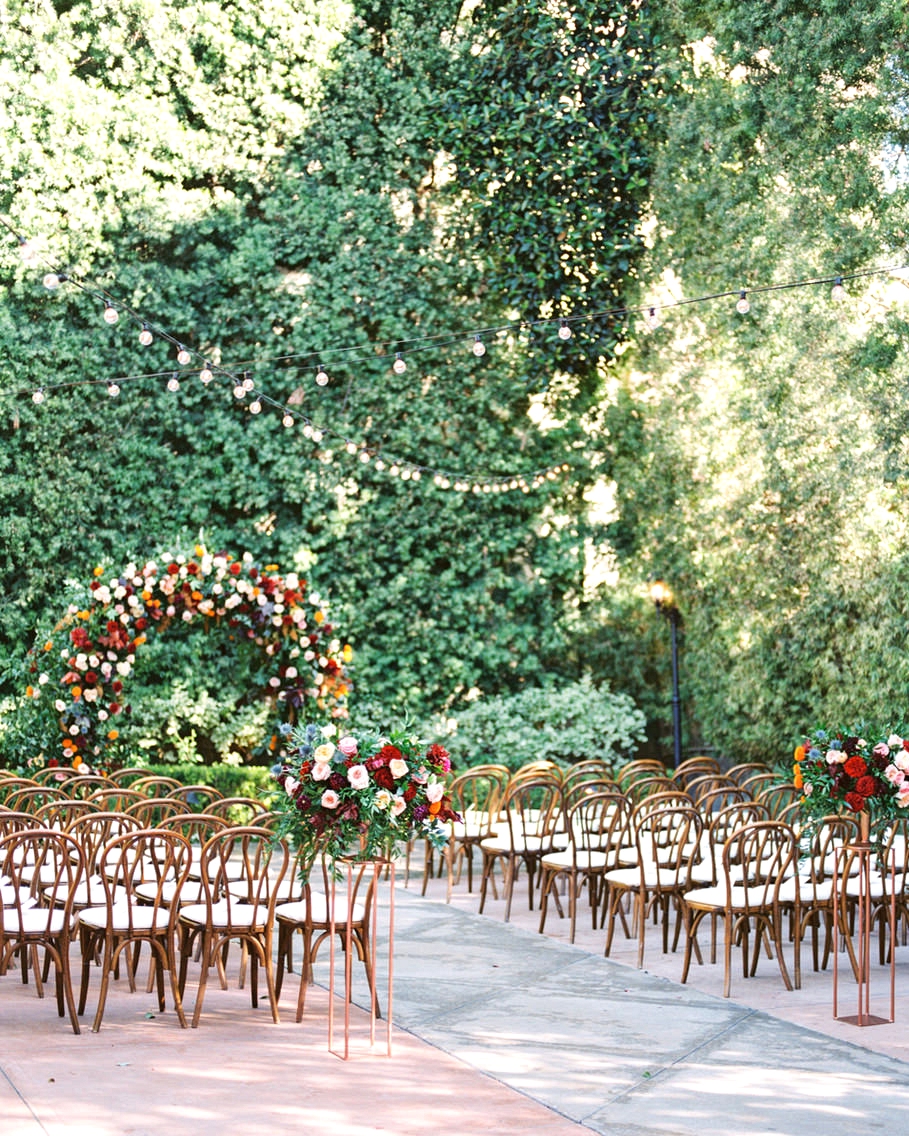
437, 677, 647, 773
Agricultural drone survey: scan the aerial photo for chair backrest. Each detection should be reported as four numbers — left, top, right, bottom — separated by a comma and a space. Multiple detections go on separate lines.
633, 802, 703, 877
4, 785, 68, 813
562, 776, 623, 810
65, 812, 142, 874
95, 828, 193, 915
799, 813, 859, 885
32, 798, 103, 830
30, 768, 80, 786
564, 791, 632, 861
501, 778, 563, 844
130, 775, 184, 797
63, 774, 116, 799
87, 787, 147, 812
721, 821, 798, 909
447, 766, 510, 823
0, 810, 38, 837
201, 797, 269, 825
196, 826, 289, 920
627, 776, 679, 804
105, 767, 155, 786
755, 782, 801, 819
673, 755, 722, 782
166, 784, 225, 810
156, 812, 230, 847
124, 797, 188, 827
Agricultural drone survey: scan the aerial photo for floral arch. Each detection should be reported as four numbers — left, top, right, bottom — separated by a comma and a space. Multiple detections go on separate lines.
19, 546, 351, 772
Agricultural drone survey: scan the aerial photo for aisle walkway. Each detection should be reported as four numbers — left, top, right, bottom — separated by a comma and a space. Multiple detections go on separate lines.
2, 879, 909, 1136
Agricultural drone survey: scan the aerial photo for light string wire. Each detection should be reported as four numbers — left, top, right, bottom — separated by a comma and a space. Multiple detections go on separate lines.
6, 217, 909, 491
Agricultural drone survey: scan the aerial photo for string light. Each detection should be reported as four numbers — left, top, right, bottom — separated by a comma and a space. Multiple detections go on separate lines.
472, 335, 486, 357
242, 374, 254, 392
315, 366, 329, 386
18, 238, 38, 265
645, 306, 662, 331
32, 388, 45, 404
103, 303, 119, 325
107, 381, 120, 397
199, 364, 213, 384
139, 324, 154, 346
42, 273, 61, 290
557, 319, 572, 340
166, 374, 180, 392
176, 345, 191, 365
392, 353, 407, 375
311, 428, 324, 442
282, 412, 294, 428
736, 290, 751, 314
831, 276, 847, 301
249, 399, 262, 414
233, 384, 246, 399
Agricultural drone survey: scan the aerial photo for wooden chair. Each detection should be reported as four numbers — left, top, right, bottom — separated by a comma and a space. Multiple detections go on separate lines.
130, 775, 184, 797
106, 767, 155, 786
5, 785, 68, 814
77, 828, 193, 1031
202, 797, 268, 825
166, 784, 225, 811
603, 799, 703, 968
32, 798, 103, 831
436, 764, 509, 895
0, 829, 85, 1032
478, 776, 565, 922
680, 820, 800, 997
124, 797, 187, 827
87, 787, 147, 812
177, 826, 289, 1027
538, 791, 632, 942
274, 855, 382, 1022
62, 774, 116, 799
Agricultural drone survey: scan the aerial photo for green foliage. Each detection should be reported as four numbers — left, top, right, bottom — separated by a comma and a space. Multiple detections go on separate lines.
437, 676, 647, 773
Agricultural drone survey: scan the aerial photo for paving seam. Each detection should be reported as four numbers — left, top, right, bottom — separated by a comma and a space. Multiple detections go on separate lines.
0, 1062, 51, 1135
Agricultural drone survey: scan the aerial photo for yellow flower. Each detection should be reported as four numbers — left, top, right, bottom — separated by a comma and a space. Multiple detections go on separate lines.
314, 610, 325, 624
93, 565, 104, 577
342, 644, 353, 663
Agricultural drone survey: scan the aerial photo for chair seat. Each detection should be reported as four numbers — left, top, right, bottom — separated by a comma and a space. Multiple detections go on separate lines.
540, 849, 609, 872
79, 904, 171, 933
1, 907, 71, 935
179, 900, 269, 929
684, 879, 798, 912
135, 878, 204, 905
274, 893, 366, 925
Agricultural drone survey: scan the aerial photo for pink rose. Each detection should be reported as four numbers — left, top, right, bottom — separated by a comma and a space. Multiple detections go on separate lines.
337, 735, 359, 757
885, 764, 905, 786
347, 764, 369, 790
873, 742, 891, 760
389, 758, 409, 779
426, 783, 444, 803
320, 790, 340, 809
312, 762, 332, 782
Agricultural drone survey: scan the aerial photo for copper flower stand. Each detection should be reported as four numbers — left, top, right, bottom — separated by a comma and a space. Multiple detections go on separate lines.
832, 820, 895, 1027
327, 857, 395, 1059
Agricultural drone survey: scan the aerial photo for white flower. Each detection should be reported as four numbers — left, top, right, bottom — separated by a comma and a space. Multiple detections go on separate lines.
284, 777, 299, 797
75, 653, 87, 671
54, 699, 66, 712
37, 673, 49, 685
116, 660, 132, 677
391, 796, 407, 816
182, 611, 193, 622
426, 783, 444, 803
97, 710, 108, 722
375, 790, 393, 810
389, 758, 409, 779
83, 687, 98, 703
268, 677, 281, 689
285, 666, 297, 679
314, 742, 335, 762
312, 762, 332, 782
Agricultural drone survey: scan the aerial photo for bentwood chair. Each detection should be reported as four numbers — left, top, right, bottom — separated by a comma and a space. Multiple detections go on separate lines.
680, 820, 800, 998
0, 829, 85, 1032
77, 829, 193, 1031
177, 826, 289, 1026
438, 764, 509, 895
274, 854, 382, 1022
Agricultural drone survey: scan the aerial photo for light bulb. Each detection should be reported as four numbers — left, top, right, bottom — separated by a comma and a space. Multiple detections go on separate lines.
315, 367, 329, 386
411, 469, 421, 481
43, 273, 60, 290
472, 336, 486, 357
345, 441, 357, 455
18, 239, 38, 265
32, 388, 45, 404
139, 325, 154, 346
242, 375, 255, 392
359, 450, 370, 463
199, 365, 213, 384
392, 353, 407, 375
176, 346, 191, 365
736, 290, 750, 315
167, 375, 180, 392
302, 423, 313, 438
375, 459, 386, 471
311, 428, 324, 442
557, 320, 572, 340
233, 384, 246, 399
103, 304, 119, 325
282, 413, 294, 428
107, 382, 120, 397
249, 400, 262, 414
831, 276, 847, 301
645, 306, 662, 330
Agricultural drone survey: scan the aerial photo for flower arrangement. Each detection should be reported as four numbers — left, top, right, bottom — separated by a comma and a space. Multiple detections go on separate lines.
273, 723, 460, 874
794, 727, 909, 836
15, 546, 351, 772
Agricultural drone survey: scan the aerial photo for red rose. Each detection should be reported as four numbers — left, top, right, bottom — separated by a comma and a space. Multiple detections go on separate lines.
374, 767, 395, 790
84, 671, 98, 685
186, 563, 199, 575
229, 562, 242, 575
854, 775, 877, 798
403, 784, 418, 802
134, 618, 148, 631
112, 681, 123, 694
844, 792, 867, 812
167, 562, 180, 575
843, 756, 867, 778
108, 702, 121, 715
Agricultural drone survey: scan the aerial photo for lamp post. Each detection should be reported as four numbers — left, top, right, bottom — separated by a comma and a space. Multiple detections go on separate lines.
650, 580, 683, 769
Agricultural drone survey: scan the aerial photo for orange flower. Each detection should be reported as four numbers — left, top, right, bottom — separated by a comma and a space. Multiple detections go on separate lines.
25, 685, 34, 698
793, 764, 803, 789
72, 754, 83, 769
107, 729, 119, 741
793, 744, 806, 763
43, 641, 53, 652
93, 565, 104, 577
71, 685, 82, 700
314, 610, 325, 624
428, 800, 442, 816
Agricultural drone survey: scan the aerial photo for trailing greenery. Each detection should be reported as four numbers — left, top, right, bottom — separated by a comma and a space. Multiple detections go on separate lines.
437, 676, 647, 773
